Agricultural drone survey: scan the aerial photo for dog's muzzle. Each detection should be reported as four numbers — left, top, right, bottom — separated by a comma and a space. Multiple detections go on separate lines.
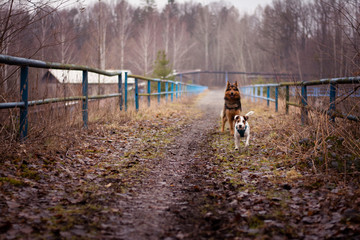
236, 125, 247, 137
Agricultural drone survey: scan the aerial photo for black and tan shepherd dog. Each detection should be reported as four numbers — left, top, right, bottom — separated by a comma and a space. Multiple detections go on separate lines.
221, 81, 242, 135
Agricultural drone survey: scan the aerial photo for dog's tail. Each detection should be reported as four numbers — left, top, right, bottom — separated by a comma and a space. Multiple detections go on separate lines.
245, 111, 255, 116
220, 106, 226, 118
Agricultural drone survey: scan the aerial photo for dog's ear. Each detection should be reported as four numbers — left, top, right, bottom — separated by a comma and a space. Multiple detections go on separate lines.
244, 115, 249, 121
234, 81, 238, 87
226, 81, 230, 87
234, 115, 240, 120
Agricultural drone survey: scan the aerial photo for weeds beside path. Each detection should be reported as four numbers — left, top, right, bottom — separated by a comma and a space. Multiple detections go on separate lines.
0, 90, 359, 239
173, 91, 360, 239
0, 90, 222, 239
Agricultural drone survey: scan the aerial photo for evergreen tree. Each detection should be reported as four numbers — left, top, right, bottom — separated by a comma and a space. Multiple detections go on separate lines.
141, 0, 156, 15
152, 50, 174, 80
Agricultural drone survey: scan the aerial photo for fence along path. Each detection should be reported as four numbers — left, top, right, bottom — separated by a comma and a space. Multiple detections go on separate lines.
0, 54, 207, 141
240, 77, 360, 123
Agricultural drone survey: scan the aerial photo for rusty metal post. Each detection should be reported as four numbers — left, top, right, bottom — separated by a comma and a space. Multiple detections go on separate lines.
135, 78, 139, 111
275, 86, 279, 112
147, 80, 151, 107
329, 83, 336, 122
118, 73, 122, 111
82, 70, 88, 128
285, 85, 289, 114
20, 66, 29, 140
301, 84, 308, 124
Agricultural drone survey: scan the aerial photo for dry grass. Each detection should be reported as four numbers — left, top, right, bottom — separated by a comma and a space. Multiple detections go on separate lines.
0, 94, 200, 157
1, 88, 358, 178
245, 96, 360, 178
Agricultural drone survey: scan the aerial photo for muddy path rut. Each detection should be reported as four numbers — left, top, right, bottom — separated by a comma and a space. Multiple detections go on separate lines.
116, 90, 224, 239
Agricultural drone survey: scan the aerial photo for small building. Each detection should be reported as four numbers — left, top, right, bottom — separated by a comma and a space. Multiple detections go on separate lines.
41, 69, 135, 97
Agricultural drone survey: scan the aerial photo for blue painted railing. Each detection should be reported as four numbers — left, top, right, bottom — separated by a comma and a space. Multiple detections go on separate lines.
0, 54, 207, 140
174, 70, 300, 85
128, 74, 207, 111
240, 77, 360, 124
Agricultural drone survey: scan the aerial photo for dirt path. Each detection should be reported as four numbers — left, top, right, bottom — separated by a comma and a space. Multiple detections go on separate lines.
115, 90, 224, 239
0, 89, 225, 240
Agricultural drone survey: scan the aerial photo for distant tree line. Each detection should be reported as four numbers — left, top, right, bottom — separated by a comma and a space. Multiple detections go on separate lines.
1, 0, 360, 94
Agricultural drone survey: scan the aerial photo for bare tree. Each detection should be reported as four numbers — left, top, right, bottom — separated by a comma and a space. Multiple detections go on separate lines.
172, 20, 195, 71
0, 0, 70, 94
327, 0, 360, 74
212, 3, 229, 75
162, 5, 171, 55
2, 0, 360, 91
96, 0, 108, 70
33, 6, 57, 60
55, 8, 80, 64
113, 0, 133, 70
194, 5, 215, 70
225, 12, 247, 84
132, 19, 154, 76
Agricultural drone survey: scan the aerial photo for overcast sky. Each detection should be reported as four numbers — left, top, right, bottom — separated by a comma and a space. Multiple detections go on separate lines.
137, 0, 272, 14
78, 0, 272, 14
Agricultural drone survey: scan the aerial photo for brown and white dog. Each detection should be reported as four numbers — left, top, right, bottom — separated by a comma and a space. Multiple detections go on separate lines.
234, 111, 254, 150
221, 81, 242, 135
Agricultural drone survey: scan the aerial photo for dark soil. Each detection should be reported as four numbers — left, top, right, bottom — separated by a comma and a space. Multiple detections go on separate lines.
0, 90, 359, 239
112, 90, 224, 239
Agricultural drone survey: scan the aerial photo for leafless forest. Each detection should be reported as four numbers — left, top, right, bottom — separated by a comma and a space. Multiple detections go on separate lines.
1, 0, 360, 94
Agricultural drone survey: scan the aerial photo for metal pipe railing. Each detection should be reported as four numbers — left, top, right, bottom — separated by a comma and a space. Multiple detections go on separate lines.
0, 54, 208, 140
240, 77, 360, 124
0, 54, 122, 76
132, 77, 207, 111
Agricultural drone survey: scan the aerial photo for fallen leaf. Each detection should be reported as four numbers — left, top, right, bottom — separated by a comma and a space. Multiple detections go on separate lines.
286, 168, 302, 179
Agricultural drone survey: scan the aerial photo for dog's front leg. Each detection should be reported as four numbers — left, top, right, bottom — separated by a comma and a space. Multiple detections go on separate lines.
221, 117, 226, 132
229, 118, 235, 135
245, 133, 250, 147
234, 133, 240, 150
